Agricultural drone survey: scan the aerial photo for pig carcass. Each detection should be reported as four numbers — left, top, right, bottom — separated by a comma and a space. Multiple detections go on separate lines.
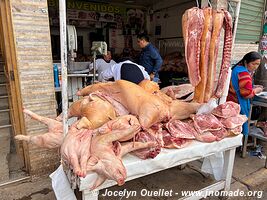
138, 80, 173, 104
77, 80, 200, 128
61, 114, 141, 178
86, 125, 157, 189
15, 109, 63, 148
77, 80, 170, 128
61, 122, 92, 177
57, 93, 116, 129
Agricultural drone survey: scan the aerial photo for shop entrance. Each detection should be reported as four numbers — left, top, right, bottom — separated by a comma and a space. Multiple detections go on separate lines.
0, 0, 29, 185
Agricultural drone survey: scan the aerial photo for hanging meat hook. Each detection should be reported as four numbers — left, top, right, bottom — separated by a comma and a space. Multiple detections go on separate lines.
195, 0, 199, 8
208, 0, 212, 8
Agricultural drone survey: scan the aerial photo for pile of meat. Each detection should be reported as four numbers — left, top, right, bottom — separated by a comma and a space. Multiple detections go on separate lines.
160, 83, 194, 102
160, 51, 187, 73
182, 7, 233, 103
256, 121, 267, 137
15, 80, 247, 189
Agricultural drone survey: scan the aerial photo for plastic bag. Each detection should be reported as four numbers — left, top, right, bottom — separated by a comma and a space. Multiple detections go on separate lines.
201, 152, 224, 181
50, 165, 77, 200
197, 98, 218, 115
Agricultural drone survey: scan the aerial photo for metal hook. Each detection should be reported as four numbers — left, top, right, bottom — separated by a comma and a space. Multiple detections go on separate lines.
195, 0, 199, 8
228, 1, 235, 15
208, 0, 212, 7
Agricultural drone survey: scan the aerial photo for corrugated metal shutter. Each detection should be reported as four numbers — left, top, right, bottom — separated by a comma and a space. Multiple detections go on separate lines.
234, 0, 265, 43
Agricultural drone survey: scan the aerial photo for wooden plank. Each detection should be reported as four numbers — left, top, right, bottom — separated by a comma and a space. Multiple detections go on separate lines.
4, 0, 58, 176
0, 0, 29, 173
241, 0, 265, 8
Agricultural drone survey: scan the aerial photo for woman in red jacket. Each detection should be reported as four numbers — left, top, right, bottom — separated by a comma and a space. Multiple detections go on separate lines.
227, 51, 263, 136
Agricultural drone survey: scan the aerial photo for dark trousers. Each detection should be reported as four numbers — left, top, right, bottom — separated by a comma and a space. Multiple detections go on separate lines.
120, 63, 144, 84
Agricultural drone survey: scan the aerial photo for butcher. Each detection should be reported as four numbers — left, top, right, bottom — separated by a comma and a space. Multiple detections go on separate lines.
89, 50, 117, 82
227, 51, 263, 135
137, 33, 163, 83
99, 60, 150, 84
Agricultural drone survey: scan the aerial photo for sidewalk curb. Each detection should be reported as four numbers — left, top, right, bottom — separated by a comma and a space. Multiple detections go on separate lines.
240, 168, 267, 190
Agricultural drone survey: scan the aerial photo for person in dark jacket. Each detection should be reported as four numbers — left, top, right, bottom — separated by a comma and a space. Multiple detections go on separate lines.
137, 33, 163, 83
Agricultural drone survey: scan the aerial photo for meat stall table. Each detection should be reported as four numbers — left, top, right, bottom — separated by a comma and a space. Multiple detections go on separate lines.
67, 134, 242, 200
242, 98, 267, 168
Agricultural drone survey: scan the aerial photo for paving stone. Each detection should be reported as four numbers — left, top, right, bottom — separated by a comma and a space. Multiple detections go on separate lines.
241, 168, 267, 189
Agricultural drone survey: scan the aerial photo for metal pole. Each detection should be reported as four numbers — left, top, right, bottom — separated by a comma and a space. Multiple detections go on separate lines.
231, 0, 241, 51
59, 0, 68, 137
93, 52, 96, 84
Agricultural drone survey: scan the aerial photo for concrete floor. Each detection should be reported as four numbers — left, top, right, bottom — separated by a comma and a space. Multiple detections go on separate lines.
1, 145, 267, 200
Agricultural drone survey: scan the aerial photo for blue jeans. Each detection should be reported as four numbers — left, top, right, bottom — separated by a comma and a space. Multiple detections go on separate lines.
153, 77, 160, 83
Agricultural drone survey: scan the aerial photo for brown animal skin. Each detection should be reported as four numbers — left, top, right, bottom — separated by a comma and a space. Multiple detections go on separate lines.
57, 93, 116, 130
77, 80, 170, 129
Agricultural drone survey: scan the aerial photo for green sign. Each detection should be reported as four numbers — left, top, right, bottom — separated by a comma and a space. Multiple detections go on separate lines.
48, 0, 126, 14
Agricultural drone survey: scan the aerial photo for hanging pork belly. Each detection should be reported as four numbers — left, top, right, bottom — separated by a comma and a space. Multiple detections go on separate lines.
182, 7, 204, 86
182, 7, 233, 103
204, 9, 225, 102
193, 7, 212, 103
214, 10, 233, 98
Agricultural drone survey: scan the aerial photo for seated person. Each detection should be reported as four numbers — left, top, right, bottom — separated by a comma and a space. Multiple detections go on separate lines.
89, 50, 116, 81
99, 60, 150, 84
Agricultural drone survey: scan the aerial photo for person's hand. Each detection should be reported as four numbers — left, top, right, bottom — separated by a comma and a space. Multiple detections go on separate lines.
149, 73, 155, 81
253, 85, 263, 94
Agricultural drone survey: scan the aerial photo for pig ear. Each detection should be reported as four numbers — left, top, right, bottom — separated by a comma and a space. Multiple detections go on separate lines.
112, 141, 121, 156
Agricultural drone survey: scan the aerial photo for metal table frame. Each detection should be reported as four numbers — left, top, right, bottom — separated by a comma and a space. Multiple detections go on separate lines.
242, 100, 267, 168
71, 135, 242, 200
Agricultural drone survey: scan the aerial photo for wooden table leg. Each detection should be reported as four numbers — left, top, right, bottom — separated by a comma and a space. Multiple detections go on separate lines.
242, 135, 248, 158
